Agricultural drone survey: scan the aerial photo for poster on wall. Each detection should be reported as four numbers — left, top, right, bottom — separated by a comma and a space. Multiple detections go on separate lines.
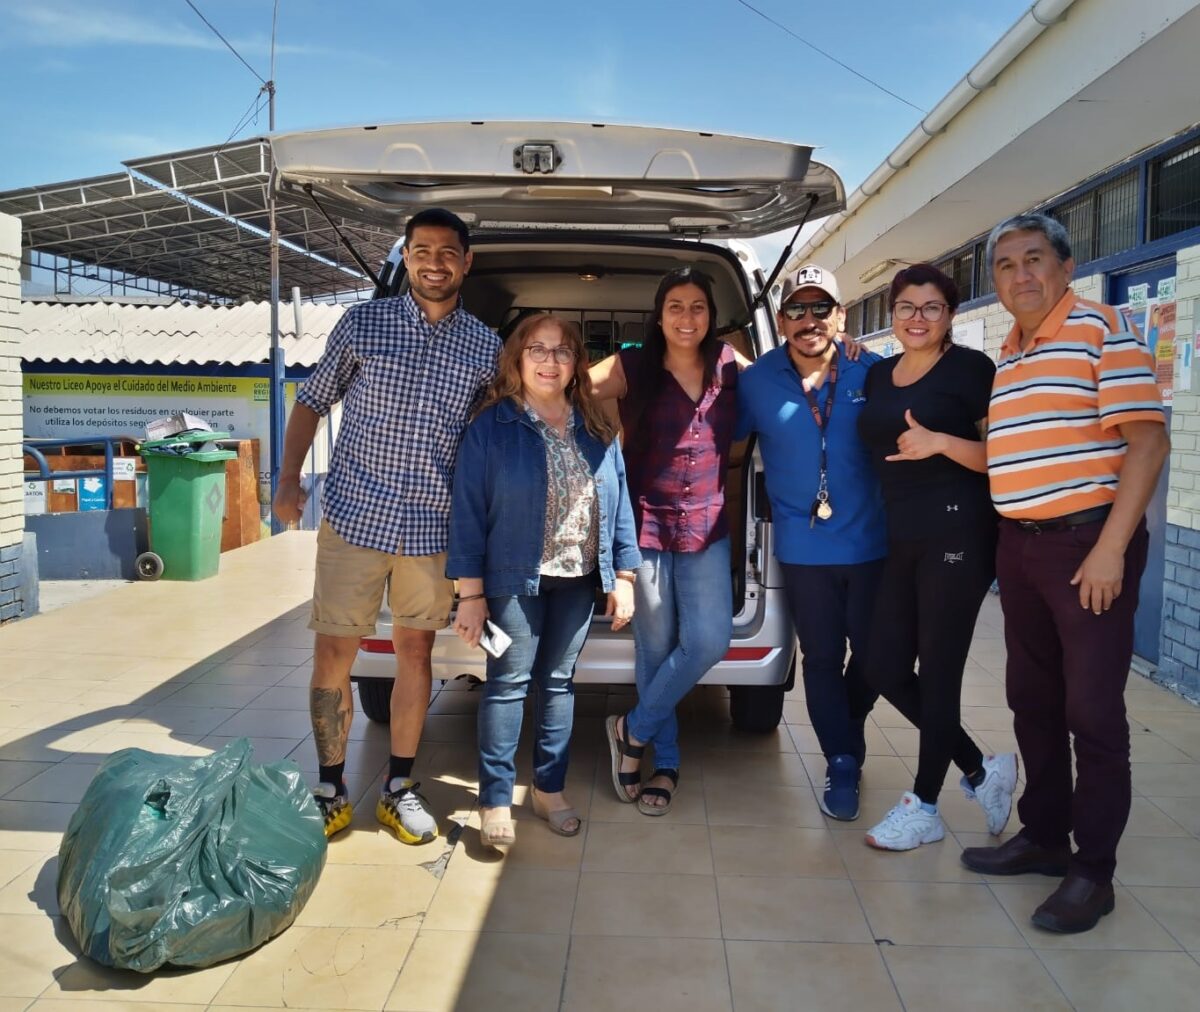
22, 374, 298, 486
1179, 331, 1194, 394
23, 480, 46, 516
1119, 302, 1147, 339
78, 476, 107, 512
1116, 299, 1178, 406
1147, 301, 1176, 407
112, 457, 138, 481
957, 317, 986, 352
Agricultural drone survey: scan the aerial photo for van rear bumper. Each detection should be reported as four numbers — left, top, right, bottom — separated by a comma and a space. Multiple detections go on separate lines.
352, 585, 796, 688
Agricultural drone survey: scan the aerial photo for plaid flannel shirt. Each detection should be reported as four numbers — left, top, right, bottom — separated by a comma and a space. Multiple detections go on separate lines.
297, 293, 501, 555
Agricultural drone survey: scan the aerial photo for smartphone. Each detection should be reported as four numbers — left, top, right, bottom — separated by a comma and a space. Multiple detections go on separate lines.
478, 620, 512, 659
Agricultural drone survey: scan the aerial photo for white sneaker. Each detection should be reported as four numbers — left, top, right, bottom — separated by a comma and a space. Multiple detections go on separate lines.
961, 753, 1018, 836
864, 791, 946, 851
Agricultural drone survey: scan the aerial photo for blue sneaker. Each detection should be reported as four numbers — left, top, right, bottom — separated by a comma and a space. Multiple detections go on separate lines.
819, 754, 860, 821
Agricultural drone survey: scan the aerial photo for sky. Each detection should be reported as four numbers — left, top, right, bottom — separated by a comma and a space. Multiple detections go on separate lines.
0, 0, 1033, 281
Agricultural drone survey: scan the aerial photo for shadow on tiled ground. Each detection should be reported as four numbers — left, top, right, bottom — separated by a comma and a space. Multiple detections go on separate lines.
2, 531, 1199, 1011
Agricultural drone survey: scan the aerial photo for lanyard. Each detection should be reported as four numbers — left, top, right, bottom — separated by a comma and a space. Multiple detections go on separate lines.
800, 348, 839, 495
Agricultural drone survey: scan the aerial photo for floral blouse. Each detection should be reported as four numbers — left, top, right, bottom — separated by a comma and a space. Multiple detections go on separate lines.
526, 407, 599, 578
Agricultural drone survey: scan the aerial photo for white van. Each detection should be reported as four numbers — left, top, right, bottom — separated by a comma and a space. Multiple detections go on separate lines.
271, 121, 846, 733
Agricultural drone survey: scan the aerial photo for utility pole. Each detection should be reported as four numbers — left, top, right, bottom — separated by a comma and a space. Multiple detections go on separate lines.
266, 0, 286, 535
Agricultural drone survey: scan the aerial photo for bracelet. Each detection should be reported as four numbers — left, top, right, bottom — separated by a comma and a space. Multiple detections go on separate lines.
458, 593, 486, 602
615, 572, 636, 584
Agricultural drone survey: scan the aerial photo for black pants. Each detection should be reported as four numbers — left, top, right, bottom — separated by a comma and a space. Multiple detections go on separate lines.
866, 522, 995, 803
780, 559, 883, 766
998, 518, 1147, 884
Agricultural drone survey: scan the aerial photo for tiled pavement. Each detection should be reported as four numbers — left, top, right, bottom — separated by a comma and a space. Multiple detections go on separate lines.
1, 531, 1199, 1011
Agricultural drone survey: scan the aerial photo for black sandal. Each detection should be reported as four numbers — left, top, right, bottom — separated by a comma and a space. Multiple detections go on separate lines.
637, 769, 679, 817
606, 714, 644, 803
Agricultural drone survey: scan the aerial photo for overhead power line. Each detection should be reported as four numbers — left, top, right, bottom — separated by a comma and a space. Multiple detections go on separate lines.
732, 0, 925, 114
183, 0, 268, 85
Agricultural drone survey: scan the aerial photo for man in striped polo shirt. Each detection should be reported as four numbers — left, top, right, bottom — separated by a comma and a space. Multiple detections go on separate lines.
961, 213, 1168, 934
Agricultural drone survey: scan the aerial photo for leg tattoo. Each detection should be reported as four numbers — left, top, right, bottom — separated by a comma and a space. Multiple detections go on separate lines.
311, 686, 351, 766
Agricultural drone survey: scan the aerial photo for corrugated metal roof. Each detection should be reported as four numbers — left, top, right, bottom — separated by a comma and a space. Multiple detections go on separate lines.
0, 139, 398, 302
18, 297, 348, 367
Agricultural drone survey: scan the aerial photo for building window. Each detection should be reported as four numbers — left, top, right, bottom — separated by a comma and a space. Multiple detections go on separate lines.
973, 243, 995, 297
1050, 168, 1137, 262
949, 250, 973, 300
863, 292, 888, 334
1149, 139, 1200, 241
845, 301, 863, 338
934, 248, 978, 301
1095, 171, 1139, 257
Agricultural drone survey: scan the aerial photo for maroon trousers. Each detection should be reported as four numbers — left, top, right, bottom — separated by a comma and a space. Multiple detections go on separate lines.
996, 517, 1148, 885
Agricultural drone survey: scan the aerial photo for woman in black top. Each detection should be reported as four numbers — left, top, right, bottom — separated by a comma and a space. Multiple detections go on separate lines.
856, 264, 1017, 852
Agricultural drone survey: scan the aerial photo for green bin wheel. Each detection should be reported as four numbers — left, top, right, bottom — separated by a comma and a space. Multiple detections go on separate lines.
135, 551, 165, 581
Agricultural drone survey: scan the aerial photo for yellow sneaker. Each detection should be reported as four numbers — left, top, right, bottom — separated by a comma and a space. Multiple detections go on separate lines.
376, 779, 438, 845
313, 783, 352, 839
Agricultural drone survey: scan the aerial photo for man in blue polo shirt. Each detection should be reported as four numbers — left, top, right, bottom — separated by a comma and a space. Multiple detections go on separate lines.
737, 263, 886, 820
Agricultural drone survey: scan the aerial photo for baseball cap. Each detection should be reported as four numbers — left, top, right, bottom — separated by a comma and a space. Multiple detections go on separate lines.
780, 263, 842, 305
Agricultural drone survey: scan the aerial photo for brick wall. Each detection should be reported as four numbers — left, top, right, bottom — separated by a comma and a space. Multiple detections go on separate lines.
1161, 526, 1200, 698
1159, 241, 1200, 697
1166, 242, 1200, 531
0, 212, 31, 623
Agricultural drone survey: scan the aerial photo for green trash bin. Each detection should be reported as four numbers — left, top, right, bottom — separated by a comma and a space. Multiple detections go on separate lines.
138, 432, 238, 581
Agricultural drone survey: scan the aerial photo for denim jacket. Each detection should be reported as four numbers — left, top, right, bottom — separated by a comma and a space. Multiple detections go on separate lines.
447, 399, 642, 598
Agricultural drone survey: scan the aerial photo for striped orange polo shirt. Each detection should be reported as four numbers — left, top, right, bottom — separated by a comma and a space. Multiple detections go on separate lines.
987, 288, 1164, 521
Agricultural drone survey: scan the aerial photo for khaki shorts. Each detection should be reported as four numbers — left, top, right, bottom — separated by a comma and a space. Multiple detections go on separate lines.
310, 520, 454, 637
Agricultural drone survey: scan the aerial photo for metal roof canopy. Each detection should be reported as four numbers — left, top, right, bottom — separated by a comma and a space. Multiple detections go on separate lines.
0, 139, 400, 301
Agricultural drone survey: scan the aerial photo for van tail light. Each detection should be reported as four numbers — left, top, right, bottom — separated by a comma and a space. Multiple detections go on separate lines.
722, 647, 772, 661
361, 638, 394, 654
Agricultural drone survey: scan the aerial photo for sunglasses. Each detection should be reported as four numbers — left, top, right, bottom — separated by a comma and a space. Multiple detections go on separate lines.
524, 343, 577, 364
781, 300, 837, 321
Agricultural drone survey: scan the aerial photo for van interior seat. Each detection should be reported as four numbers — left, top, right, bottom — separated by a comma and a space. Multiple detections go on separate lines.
584, 319, 616, 362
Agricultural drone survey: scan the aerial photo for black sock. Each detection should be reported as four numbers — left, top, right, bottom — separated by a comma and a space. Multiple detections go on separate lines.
389, 755, 415, 786
966, 767, 986, 789
319, 763, 346, 794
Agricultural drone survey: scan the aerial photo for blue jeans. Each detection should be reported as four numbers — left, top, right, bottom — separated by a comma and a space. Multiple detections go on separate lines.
477, 575, 596, 807
780, 560, 883, 765
626, 538, 732, 771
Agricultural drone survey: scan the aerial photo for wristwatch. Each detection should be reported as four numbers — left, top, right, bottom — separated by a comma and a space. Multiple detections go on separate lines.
616, 570, 637, 584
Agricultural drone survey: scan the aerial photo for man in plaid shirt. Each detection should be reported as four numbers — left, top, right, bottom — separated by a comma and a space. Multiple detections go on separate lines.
274, 208, 502, 843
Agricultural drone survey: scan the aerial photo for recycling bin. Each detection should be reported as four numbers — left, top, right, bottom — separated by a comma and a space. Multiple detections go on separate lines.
138, 432, 238, 580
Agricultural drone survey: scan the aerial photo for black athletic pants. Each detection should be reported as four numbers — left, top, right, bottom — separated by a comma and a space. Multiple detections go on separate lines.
866, 521, 996, 803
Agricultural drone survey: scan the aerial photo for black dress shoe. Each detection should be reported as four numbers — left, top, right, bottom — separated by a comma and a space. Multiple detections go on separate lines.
1031, 872, 1115, 933
960, 833, 1071, 876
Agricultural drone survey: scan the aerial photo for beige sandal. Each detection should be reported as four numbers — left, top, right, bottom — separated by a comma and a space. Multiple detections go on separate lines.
479, 807, 515, 850
531, 788, 582, 837
637, 769, 678, 817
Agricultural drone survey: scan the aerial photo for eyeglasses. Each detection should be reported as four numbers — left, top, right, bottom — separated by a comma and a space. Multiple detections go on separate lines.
781, 300, 836, 321
893, 301, 949, 322
524, 343, 576, 364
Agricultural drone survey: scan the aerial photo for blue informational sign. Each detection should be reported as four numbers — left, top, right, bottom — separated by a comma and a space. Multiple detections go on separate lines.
78, 476, 107, 512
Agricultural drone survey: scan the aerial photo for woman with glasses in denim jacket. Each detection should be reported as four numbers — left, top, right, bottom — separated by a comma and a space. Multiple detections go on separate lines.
448, 313, 641, 849
855, 264, 1017, 852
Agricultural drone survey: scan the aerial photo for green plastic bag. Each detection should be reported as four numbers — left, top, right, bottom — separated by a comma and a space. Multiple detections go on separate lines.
57, 738, 327, 971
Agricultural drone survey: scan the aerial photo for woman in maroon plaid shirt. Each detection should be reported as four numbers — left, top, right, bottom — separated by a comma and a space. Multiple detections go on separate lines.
591, 267, 749, 814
